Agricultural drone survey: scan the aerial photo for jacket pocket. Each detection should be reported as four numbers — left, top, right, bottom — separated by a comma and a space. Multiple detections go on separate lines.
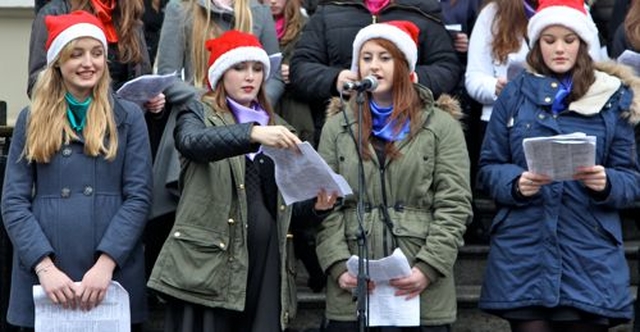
390, 208, 431, 240
489, 207, 510, 235
161, 224, 230, 297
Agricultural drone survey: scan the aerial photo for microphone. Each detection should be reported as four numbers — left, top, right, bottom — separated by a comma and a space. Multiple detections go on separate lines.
342, 76, 378, 92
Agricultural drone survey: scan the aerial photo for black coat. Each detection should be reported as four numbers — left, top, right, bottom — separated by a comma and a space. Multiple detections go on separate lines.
289, 0, 462, 141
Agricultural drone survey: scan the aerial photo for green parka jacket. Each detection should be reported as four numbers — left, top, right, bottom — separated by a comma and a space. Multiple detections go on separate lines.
147, 100, 297, 328
316, 85, 473, 325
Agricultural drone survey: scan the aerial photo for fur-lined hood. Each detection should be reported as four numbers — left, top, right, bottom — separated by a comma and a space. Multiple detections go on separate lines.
325, 84, 464, 123
594, 61, 640, 125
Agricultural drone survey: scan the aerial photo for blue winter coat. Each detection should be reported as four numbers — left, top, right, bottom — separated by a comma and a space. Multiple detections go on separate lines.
2, 96, 153, 327
477, 63, 640, 320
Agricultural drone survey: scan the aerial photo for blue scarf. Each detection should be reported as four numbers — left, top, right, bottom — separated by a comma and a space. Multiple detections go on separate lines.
370, 100, 410, 142
551, 76, 573, 115
226, 97, 270, 160
65, 93, 91, 131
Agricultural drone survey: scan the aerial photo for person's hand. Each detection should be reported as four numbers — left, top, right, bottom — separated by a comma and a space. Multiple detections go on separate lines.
281, 63, 290, 84
36, 259, 77, 309
74, 254, 116, 311
389, 267, 429, 300
336, 70, 359, 94
574, 165, 607, 192
250, 125, 301, 150
495, 77, 507, 96
453, 32, 469, 53
517, 171, 552, 197
338, 271, 375, 293
314, 189, 338, 211
144, 93, 166, 114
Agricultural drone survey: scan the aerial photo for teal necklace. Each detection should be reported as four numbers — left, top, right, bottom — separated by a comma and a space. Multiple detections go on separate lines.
64, 93, 91, 131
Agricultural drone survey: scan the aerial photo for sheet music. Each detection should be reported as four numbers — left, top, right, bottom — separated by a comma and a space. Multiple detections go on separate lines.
522, 132, 596, 181
262, 141, 352, 205
617, 50, 640, 75
34, 281, 130, 332
346, 248, 419, 327
116, 72, 176, 105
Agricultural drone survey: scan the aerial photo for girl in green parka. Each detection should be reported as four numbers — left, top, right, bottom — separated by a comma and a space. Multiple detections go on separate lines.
317, 20, 473, 331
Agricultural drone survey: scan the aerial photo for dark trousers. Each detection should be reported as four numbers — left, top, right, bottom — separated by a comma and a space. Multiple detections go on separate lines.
324, 321, 451, 332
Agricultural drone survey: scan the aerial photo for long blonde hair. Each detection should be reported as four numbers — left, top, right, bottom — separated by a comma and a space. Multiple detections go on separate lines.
26, 40, 119, 163
189, 0, 254, 88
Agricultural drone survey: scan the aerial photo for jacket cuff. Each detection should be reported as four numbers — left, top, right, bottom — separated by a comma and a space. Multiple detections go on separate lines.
327, 260, 348, 281
414, 260, 441, 284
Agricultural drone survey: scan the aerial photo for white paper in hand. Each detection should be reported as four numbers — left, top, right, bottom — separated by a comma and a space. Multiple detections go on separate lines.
116, 72, 176, 105
34, 281, 130, 332
262, 141, 352, 205
522, 132, 596, 181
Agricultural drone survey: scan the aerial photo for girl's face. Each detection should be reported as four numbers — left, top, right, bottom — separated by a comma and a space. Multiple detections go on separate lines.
59, 37, 105, 101
222, 61, 264, 107
269, 0, 287, 16
359, 40, 394, 106
539, 25, 580, 75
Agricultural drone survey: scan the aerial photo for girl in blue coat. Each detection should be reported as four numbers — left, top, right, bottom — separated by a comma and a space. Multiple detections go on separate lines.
477, 0, 640, 330
2, 10, 152, 330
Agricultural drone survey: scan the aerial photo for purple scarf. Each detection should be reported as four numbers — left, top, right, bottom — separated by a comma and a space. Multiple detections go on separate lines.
227, 97, 270, 160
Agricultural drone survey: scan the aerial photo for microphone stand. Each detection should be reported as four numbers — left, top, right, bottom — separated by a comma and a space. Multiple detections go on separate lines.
355, 89, 369, 332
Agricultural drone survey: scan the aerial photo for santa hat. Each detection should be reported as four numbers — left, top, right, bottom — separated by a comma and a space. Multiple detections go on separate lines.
45, 10, 108, 65
527, 0, 598, 48
351, 20, 420, 73
206, 30, 271, 90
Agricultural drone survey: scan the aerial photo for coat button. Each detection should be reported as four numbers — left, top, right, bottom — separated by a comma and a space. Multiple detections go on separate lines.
174, 231, 181, 237
62, 147, 72, 157
538, 114, 546, 120
228, 218, 235, 224
544, 97, 552, 103
280, 205, 286, 211
551, 82, 558, 88
219, 242, 225, 249
284, 312, 289, 323
83, 186, 93, 196
239, 184, 245, 190
61, 187, 71, 198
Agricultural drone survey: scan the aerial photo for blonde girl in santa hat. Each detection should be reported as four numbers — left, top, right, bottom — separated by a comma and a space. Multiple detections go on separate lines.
316, 20, 472, 331
477, 0, 640, 330
147, 29, 336, 332
2, 10, 152, 331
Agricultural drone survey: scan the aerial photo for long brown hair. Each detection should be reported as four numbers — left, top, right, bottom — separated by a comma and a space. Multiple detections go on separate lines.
201, 68, 275, 124
71, 0, 145, 64
279, 0, 305, 47
189, 0, 253, 88
26, 39, 118, 163
490, 0, 538, 63
351, 38, 423, 161
527, 38, 595, 104
624, 0, 640, 51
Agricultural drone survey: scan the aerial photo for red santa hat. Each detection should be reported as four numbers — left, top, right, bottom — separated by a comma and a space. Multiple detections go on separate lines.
206, 30, 271, 90
527, 0, 598, 48
350, 20, 420, 73
45, 10, 108, 65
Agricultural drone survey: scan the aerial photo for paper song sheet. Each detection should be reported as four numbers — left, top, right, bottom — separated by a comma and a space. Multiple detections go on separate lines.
116, 72, 176, 105
522, 132, 596, 181
263, 141, 352, 205
617, 50, 640, 75
33, 281, 130, 332
346, 248, 419, 327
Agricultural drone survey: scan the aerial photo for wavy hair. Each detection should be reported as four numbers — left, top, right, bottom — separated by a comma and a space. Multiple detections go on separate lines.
71, 0, 145, 64
26, 39, 118, 163
527, 37, 595, 104
624, 0, 640, 51
189, 0, 254, 88
489, 0, 538, 63
350, 38, 423, 161
279, 0, 305, 47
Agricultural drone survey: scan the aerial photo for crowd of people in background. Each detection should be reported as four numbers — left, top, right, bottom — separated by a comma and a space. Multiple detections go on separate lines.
2, 0, 640, 331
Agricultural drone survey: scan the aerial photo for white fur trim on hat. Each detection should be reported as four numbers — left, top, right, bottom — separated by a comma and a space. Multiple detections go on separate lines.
46, 23, 108, 65
527, 6, 598, 49
351, 24, 418, 73
207, 46, 271, 90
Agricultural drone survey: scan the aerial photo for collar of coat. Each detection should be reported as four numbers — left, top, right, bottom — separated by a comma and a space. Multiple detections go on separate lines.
325, 84, 464, 127
527, 61, 640, 124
